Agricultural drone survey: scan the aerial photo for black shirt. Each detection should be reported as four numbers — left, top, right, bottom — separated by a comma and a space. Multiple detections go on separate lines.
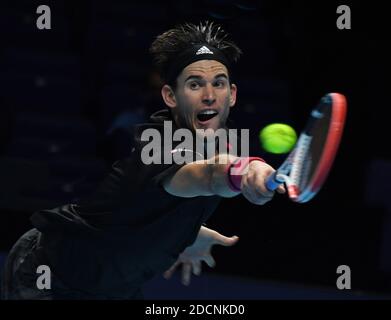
30, 109, 221, 298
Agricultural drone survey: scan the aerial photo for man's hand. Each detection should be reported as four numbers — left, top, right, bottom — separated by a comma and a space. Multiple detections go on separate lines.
241, 160, 285, 205
163, 226, 239, 286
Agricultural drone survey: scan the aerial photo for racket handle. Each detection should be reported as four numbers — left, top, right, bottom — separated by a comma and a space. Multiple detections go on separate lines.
266, 172, 284, 191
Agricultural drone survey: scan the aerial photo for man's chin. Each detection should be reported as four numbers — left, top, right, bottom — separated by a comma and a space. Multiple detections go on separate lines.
195, 118, 221, 131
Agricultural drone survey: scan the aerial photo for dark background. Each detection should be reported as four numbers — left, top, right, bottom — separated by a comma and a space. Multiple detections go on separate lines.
0, 0, 389, 296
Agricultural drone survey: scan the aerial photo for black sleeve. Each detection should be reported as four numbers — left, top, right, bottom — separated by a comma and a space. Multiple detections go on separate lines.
31, 142, 201, 232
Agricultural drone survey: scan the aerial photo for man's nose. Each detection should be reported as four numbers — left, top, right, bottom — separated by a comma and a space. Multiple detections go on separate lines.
202, 84, 216, 106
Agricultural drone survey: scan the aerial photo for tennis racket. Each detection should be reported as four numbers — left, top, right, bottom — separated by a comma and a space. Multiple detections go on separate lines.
266, 93, 347, 203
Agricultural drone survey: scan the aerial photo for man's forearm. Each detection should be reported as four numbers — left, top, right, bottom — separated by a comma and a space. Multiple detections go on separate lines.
163, 153, 266, 198
163, 153, 239, 198
208, 154, 241, 198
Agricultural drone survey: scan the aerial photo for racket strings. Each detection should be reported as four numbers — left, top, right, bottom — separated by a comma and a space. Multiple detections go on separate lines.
290, 134, 312, 192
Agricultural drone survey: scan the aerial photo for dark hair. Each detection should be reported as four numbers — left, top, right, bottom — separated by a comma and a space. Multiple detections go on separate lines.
149, 21, 242, 88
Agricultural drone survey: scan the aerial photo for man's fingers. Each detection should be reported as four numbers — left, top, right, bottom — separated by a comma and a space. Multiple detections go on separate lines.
204, 255, 216, 268
163, 260, 180, 279
276, 184, 286, 194
213, 234, 239, 247
242, 185, 271, 205
192, 261, 201, 276
182, 263, 192, 286
163, 270, 174, 279
241, 176, 263, 204
242, 174, 273, 205
252, 172, 274, 198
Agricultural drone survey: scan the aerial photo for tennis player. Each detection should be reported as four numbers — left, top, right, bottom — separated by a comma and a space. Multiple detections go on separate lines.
1, 21, 284, 300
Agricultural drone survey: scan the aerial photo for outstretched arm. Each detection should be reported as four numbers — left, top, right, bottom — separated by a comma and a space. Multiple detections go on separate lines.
163, 154, 285, 204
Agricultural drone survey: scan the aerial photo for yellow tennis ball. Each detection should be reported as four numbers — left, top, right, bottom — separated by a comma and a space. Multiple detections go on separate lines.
259, 123, 297, 154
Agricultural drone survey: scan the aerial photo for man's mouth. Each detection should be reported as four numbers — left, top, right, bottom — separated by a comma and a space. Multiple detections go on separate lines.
196, 109, 219, 123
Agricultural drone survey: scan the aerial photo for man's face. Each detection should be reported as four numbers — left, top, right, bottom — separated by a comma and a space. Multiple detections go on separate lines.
163, 60, 237, 133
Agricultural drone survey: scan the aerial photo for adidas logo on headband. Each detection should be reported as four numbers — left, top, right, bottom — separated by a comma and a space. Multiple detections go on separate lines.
196, 46, 214, 55
166, 44, 229, 82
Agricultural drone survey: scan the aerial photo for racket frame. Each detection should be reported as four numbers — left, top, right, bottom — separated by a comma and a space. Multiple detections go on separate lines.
266, 93, 347, 203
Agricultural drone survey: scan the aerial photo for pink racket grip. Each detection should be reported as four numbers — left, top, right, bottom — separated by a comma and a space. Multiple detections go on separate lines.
266, 171, 285, 191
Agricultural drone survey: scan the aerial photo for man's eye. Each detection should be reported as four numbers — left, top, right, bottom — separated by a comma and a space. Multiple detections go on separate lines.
190, 82, 200, 89
215, 80, 225, 87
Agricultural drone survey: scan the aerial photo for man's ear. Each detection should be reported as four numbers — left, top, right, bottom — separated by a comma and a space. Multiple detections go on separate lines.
229, 83, 237, 108
161, 84, 177, 109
